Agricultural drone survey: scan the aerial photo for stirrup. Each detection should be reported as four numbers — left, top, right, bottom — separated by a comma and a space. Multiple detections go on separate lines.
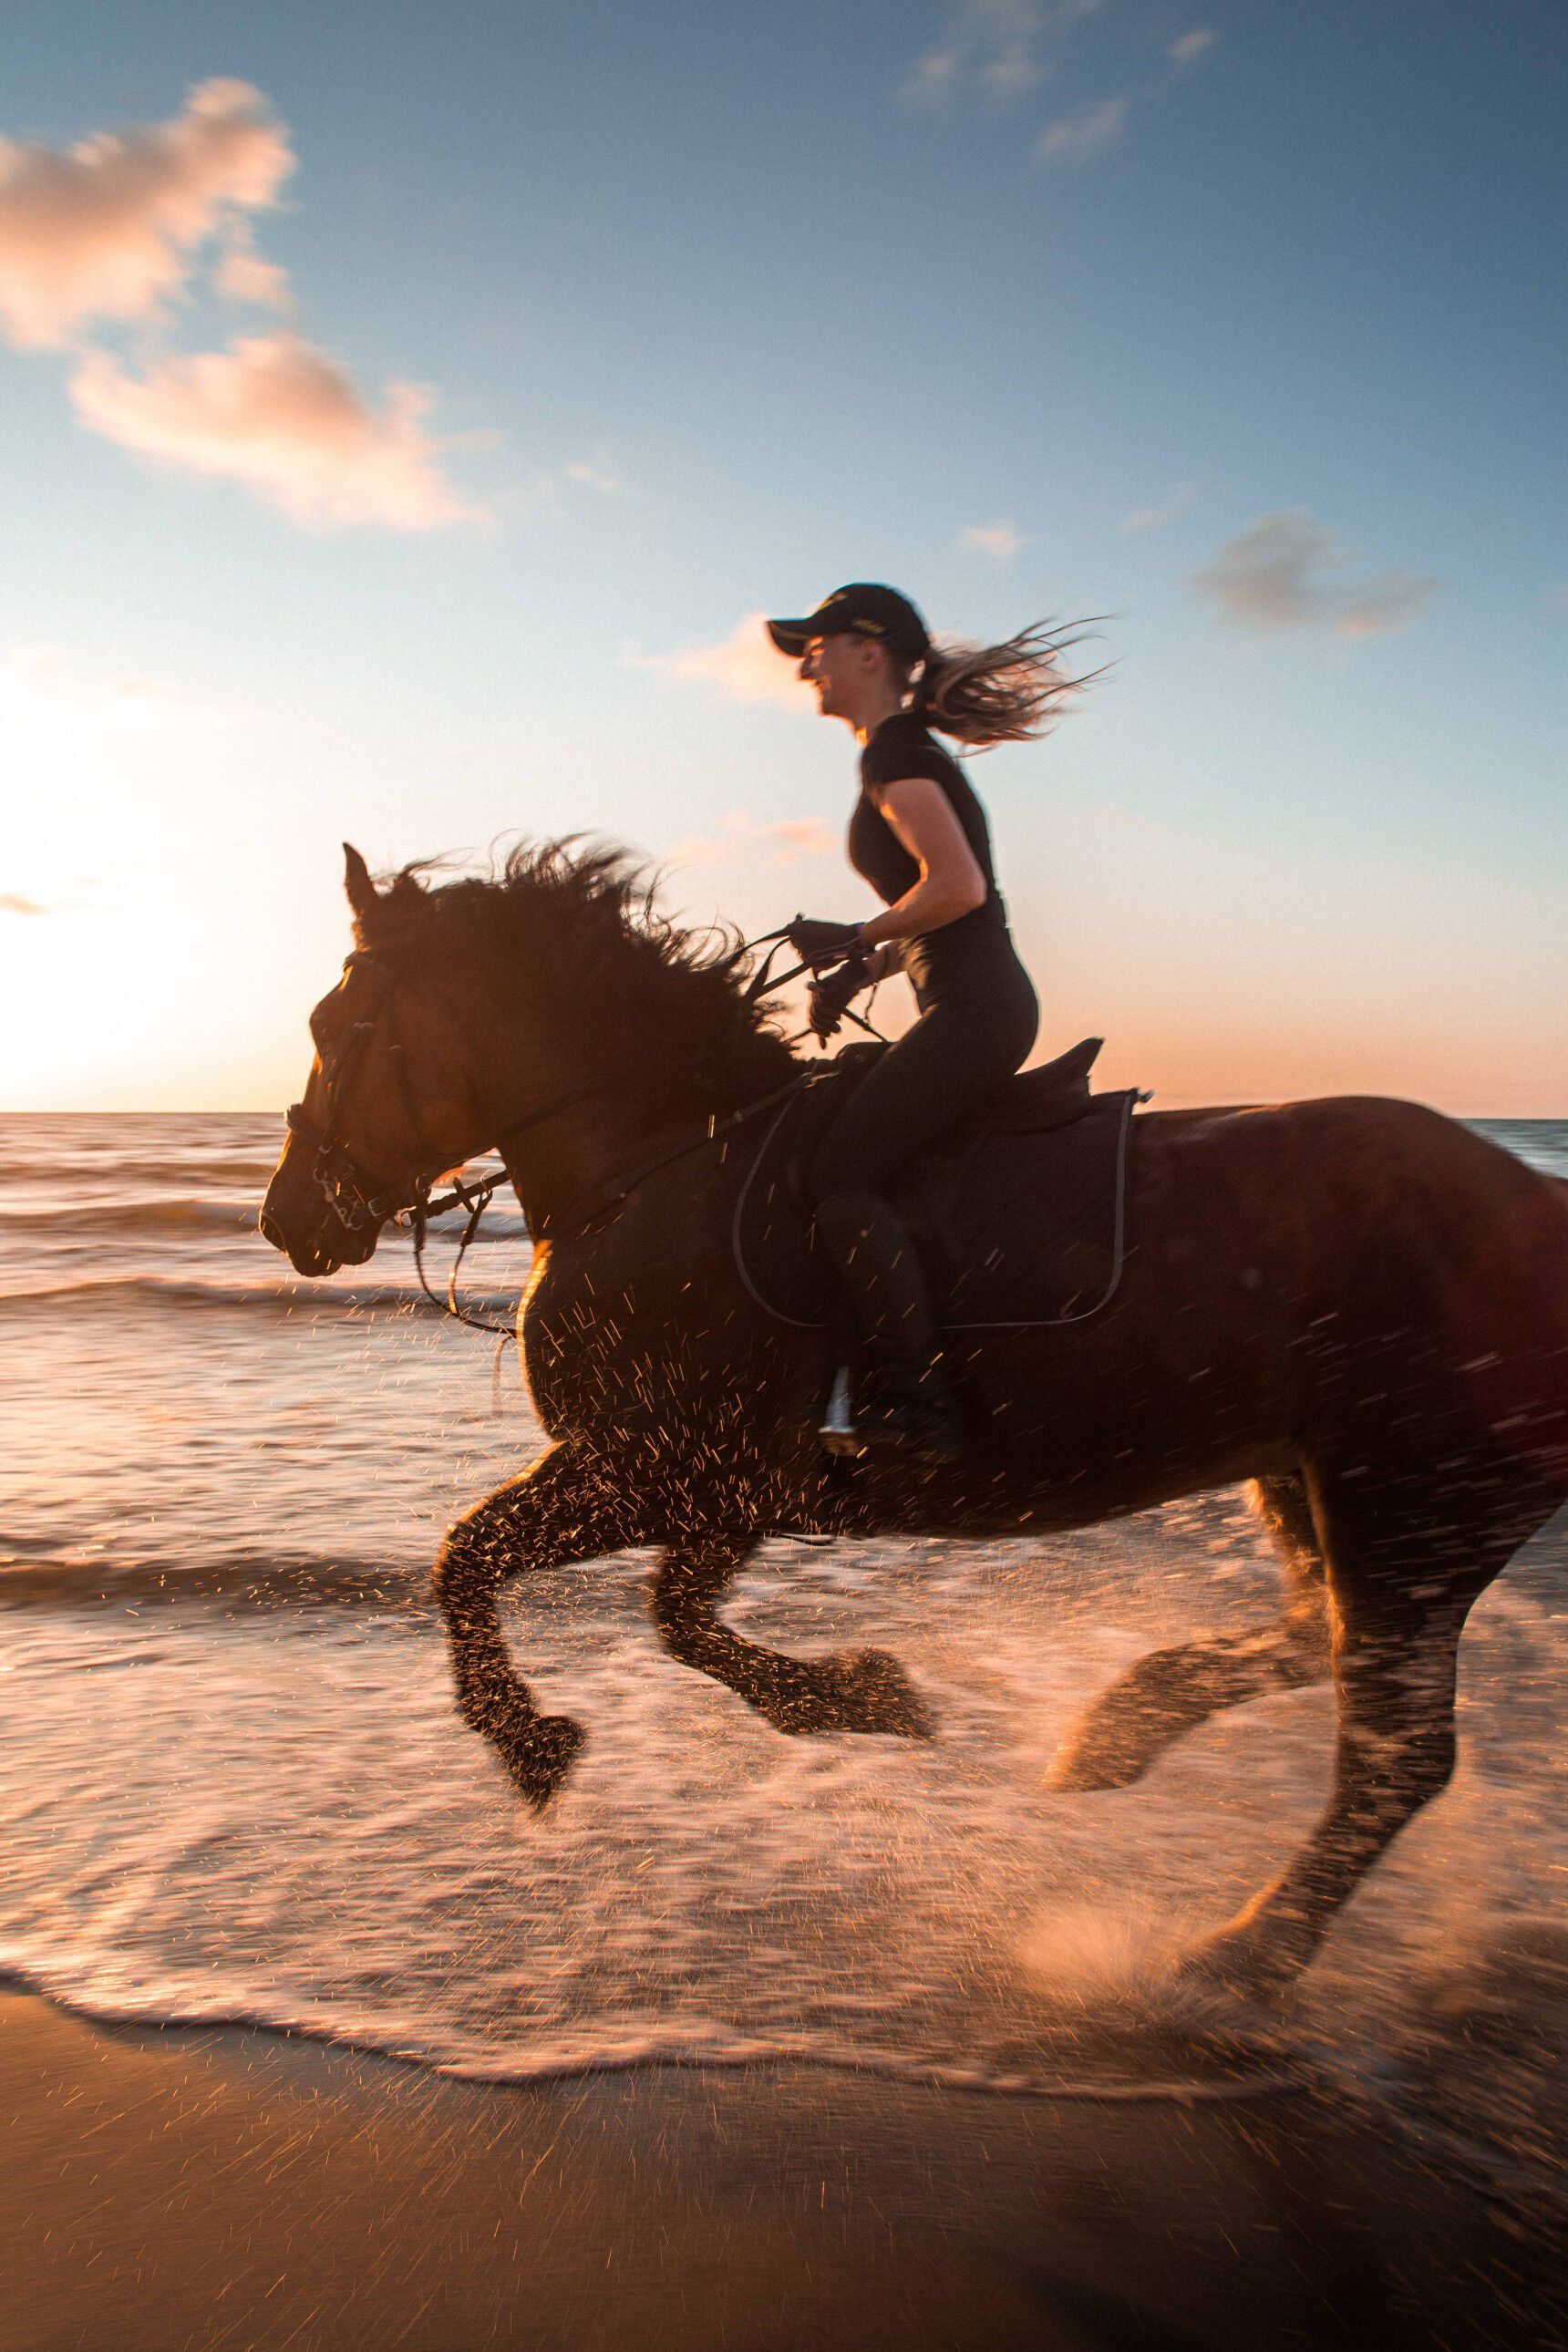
817, 1365, 865, 1459
815, 1362, 963, 1464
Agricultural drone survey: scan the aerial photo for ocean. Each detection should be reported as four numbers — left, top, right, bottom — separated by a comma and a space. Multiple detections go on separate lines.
2, 1112, 1564, 2171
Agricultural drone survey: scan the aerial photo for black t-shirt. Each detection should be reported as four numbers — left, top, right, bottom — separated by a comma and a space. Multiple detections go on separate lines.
850, 712, 1008, 1000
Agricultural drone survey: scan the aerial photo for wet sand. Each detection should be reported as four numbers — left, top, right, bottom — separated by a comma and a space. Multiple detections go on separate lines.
4, 1991, 1560, 2352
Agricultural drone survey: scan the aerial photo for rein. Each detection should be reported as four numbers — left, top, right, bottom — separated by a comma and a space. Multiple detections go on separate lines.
738, 925, 889, 1052
539, 1070, 818, 1240
402, 1070, 821, 1348
403, 1077, 622, 1343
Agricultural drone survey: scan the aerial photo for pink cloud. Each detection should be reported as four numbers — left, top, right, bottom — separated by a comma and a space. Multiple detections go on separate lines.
0, 79, 293, 349
69, 332, 480, 529
212, 222, 293, 313
632, 614, 817, 709
0, 643, 188, 717
756, 817, 839, 863
960, 518, 1029, 560
0, 81, 491, 533
665, 812, 838, 870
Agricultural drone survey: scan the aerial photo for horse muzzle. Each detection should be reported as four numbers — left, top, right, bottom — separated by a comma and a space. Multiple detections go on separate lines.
257, 1202, 341, 1277
260, 1134, 382, 1276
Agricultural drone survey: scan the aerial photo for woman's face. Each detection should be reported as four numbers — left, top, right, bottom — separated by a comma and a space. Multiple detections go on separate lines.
799, 631, 880, 719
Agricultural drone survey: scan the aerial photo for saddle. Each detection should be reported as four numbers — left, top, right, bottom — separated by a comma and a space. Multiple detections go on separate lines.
733, 1037, 1141, 1332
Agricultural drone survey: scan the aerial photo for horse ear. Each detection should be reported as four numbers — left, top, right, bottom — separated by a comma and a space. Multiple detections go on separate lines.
343, 843, 379, 926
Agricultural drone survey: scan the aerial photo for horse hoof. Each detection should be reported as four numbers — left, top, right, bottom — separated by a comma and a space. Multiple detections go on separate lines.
827, 1648, 936, 1739
500, 1713, 585, 1810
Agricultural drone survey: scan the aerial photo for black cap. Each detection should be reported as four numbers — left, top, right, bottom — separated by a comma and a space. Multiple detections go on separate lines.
766, 583, 931, 665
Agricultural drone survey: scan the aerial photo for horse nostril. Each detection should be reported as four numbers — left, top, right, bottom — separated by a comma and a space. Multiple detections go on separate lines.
258, 1207, 285, 1252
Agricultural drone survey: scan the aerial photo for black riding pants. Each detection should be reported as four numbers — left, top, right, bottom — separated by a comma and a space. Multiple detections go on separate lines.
808, 943, 1039, 1203
807, 939, 1037, 1375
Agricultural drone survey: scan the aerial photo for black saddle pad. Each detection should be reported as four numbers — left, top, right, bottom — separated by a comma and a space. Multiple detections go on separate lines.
733, 1068, 1140, 1333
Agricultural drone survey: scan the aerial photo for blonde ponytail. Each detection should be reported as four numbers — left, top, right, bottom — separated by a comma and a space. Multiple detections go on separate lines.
912, 621, 1098, 748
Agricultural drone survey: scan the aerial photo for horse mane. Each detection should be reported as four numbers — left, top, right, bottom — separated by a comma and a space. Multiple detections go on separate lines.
360, 839, 803, 1115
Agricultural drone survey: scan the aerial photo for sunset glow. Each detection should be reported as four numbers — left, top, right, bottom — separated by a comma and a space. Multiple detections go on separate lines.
4, 19, 1566, 2343
1, 10, 1563, 1115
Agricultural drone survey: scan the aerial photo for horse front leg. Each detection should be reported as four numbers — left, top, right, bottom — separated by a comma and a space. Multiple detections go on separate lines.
650, 1536, 935, 1738
434, 1439, 638, 1808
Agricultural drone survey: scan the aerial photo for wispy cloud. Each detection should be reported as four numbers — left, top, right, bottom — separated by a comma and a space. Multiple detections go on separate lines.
630, 614, 816, 709
1120, 480, 1197, 534
1169, 28, 1217, 67
68, 334, 480, 529
0, 891, 47, 916
0, 79, 293, 349
960, 518, 1029, 560
1035, 93, 1131, 162
511, 452, 636, 521
903, 0, 1104, 108
1191, 509, 1440, 639
1034, 20, 1216, 167
0, 643, 188, 717
562, 456, 631, 496
1332, 578, 1442, 639
665, 812, 838, 870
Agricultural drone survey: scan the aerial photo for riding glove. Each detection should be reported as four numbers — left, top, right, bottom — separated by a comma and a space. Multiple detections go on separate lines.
787, 915, 864, 971
808, 952, 871, 1044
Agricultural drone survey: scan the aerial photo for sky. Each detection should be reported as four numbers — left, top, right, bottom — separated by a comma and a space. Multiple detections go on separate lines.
1, 0, 1563, 1115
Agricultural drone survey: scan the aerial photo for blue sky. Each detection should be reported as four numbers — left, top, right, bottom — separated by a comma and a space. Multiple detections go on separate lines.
1, 0, 1563, 1111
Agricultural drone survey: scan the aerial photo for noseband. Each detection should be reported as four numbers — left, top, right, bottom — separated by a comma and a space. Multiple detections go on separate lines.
285, 951, 605, 1235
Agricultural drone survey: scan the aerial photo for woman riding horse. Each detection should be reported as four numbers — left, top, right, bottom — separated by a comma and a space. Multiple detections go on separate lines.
262, 830, 1568, 1988
766, 583, 1079, 1462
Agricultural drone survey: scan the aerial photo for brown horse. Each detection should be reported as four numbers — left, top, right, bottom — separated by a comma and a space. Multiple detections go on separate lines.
261, 843, 1568, 1995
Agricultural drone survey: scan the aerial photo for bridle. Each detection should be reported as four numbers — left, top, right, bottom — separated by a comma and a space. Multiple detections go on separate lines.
281, 933, 851, 1341
285, 950, 607, 1239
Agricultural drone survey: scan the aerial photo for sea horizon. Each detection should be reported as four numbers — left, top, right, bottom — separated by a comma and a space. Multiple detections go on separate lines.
6, 1101, 1568, 1123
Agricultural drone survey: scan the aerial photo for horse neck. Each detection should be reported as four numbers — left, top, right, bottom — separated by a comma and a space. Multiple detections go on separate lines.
468, 949, 799, 1233
496, 1043, 801, 1233
484, 1030, 741, 1237
498, 1091, 653, 1235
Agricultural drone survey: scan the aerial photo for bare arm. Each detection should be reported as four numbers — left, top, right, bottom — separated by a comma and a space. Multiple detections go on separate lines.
855, 778, 987, 951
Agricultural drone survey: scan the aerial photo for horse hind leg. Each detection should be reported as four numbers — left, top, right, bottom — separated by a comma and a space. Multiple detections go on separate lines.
1047, 1471, 1331, 1793
1184, 1458, 1545, 1996
650, 1537, 934, 1738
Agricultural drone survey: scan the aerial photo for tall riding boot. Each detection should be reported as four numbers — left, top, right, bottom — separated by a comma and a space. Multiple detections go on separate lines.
811, 1190, 962, 1460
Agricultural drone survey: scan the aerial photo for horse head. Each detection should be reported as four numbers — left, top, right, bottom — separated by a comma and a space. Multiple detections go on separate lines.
260, 845, 496, 1276
261, 836, 802, 1274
